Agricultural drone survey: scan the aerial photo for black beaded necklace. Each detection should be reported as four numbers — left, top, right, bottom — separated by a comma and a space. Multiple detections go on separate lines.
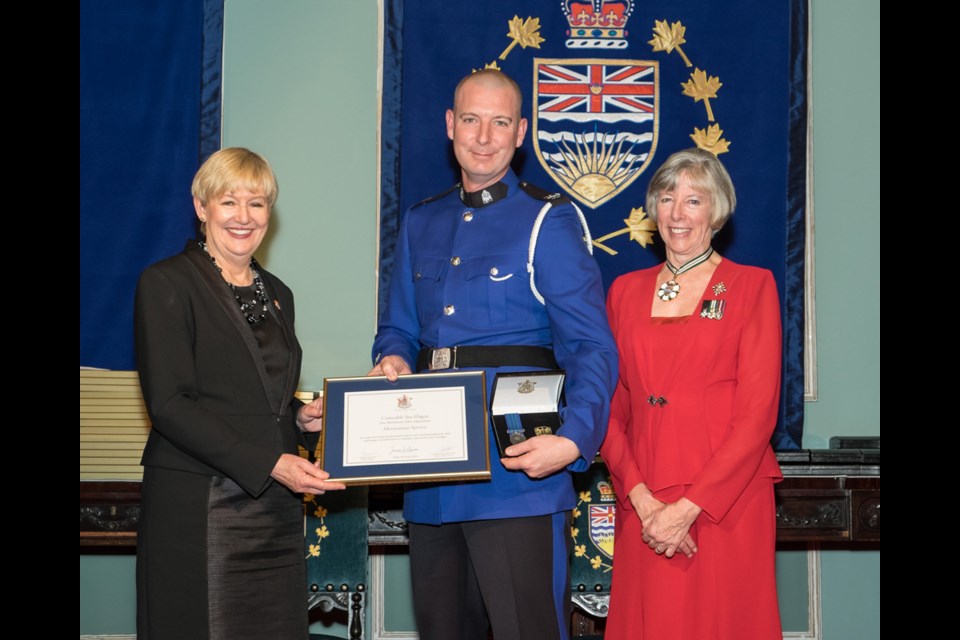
199, 241, 269, 325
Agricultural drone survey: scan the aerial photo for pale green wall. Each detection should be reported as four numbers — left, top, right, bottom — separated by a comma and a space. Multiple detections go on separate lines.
80, 555, 137, 633
804, 1, 881, 447
80, 1, 880, 636
803, 3, 881, 638
221, 0, 380, 389
382, 553, 417, 632
776, 549, 810, 632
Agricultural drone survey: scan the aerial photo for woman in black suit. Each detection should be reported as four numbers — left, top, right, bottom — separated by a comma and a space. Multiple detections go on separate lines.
135, 147, 344, 640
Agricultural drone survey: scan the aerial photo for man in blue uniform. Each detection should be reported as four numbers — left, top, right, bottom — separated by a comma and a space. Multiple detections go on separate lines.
371, 70, 617, 640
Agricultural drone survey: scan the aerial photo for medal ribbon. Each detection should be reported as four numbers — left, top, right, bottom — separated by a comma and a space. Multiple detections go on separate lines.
665, 246, 714, 278
659, 246, 715, 302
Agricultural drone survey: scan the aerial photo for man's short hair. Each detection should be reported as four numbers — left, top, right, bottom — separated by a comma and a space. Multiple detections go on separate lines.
452, 69, 523, 117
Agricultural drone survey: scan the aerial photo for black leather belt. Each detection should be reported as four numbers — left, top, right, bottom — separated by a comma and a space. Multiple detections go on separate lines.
416, 345, 558, 371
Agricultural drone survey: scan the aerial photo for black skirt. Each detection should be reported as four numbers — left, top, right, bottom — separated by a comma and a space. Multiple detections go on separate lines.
137, 466, 308, 640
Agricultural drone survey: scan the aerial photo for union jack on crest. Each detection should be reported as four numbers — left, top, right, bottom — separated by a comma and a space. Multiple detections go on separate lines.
538, 63, 655, 120
590, 504, 616, 527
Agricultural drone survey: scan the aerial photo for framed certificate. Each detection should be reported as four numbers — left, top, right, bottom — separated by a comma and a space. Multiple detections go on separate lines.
320, 371, 490, 485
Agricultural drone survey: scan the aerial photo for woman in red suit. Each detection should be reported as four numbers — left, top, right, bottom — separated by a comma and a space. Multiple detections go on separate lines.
600, 148, 783, 639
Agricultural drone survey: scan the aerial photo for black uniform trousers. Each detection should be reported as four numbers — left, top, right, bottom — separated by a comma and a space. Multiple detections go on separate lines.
409, 512, 572, 640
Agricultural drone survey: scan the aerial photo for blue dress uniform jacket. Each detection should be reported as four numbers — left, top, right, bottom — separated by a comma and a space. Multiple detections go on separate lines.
373, 169, 618, 525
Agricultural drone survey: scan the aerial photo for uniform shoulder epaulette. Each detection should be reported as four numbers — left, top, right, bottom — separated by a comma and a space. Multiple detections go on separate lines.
518, 181, 570, 204
411, 184, 460, 209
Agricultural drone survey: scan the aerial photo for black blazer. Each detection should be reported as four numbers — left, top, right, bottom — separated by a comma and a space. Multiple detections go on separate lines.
135, 241, 310, 497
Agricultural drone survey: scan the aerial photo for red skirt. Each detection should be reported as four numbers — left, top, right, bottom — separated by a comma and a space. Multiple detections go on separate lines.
604, 478, 782, 640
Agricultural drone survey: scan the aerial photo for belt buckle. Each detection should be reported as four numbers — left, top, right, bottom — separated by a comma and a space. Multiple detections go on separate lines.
429, 347, 456, 371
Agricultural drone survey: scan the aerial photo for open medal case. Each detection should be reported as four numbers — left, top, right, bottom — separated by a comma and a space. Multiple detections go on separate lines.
490, 370, 565, 458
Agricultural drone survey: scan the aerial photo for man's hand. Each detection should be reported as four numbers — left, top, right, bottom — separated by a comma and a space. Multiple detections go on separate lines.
368, 355, 412, 381
500, 435, 580, 479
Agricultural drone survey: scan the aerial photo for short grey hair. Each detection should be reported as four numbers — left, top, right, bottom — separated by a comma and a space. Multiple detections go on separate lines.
646, 148, 737, 231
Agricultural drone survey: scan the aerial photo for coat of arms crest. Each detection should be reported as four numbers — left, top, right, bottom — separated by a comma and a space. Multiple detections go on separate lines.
532, 58, 659, 208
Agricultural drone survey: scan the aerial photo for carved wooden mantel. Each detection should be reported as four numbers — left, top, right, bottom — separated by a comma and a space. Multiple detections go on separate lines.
80, 451, 880, 548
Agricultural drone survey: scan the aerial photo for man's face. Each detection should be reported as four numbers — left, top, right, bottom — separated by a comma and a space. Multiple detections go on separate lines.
446, 79, 528, 192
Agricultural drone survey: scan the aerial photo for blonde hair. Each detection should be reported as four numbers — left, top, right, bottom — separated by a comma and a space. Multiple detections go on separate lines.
191, 147, 278, 208
646, 148, 736, 231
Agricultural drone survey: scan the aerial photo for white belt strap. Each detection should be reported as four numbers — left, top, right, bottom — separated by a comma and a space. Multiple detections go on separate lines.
527, 202, 594, 305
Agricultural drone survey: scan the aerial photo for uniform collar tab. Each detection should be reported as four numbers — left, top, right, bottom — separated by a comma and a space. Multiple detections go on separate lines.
459, 181, 509, 209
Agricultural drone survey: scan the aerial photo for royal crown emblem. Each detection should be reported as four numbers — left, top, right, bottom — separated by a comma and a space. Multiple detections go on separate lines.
563, 0, 634, 49
597, 480, 616, 502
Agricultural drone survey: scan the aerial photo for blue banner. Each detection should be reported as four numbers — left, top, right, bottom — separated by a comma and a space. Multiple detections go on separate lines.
80, 0, 223, 370
379, 0, 807, 447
